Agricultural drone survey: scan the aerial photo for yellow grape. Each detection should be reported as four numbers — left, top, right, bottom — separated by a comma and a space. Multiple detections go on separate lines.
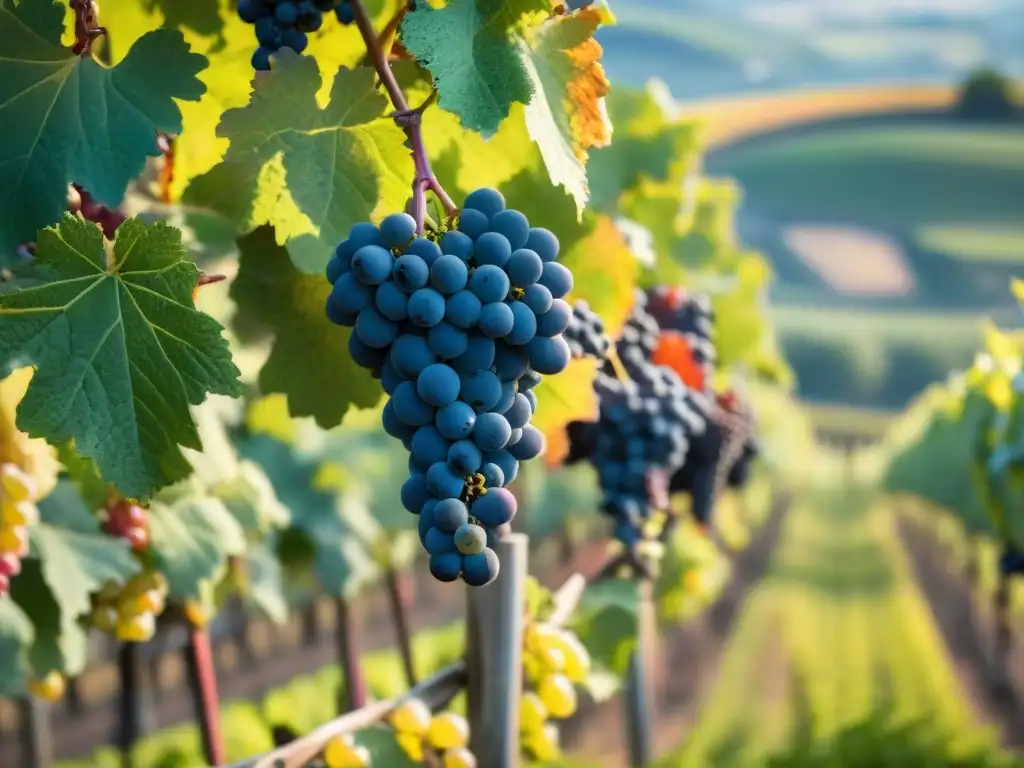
524, 622, 555, 655
535, 644, 565, 675
91, 605, 119, 633
390, 697, 432, 736
395, 731, 424, 762
116, 612, 156, 643
519, 692, 547, 733
347, 745, 371, 767
27, 671, 65, 702
442, 747, 477, 768
140, 570, 168, 596
97, 580, 122, 603
524, 723, 560, 762
1, 498, 38, 527
550, 630, 590, 683
184, 601, 207, 628
322, 734, 359, 768
522, 650, 543, 682
0, 524, 29, 557
426, 712, 470, 750
538, 674, 577, 719
0, 464, 36, 502
133, 589, 165, 616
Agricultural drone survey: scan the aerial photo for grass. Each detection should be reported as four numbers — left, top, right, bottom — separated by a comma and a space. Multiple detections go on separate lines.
656, 489, 1015, 767
707, 123, 1024, 235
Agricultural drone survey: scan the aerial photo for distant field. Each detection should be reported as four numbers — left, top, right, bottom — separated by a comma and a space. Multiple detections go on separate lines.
707, 123, 1024, 234
684, 85, 956, 149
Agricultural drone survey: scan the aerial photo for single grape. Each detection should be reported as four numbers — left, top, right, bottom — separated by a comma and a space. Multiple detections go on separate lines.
442, 747, 477, 768
116, 612, 157, 643
254, 16, 280, 47
330, 271, 375, 315
0, 525, 28, 557
468, 265, 510, 304
375, 280, 409, 321
480, 463, 504, 488
551, 629, 591, 683
426, 462, 467, 499
457, 209, 489, 239
428, 322, 468, 359
446, 290, 482, 330
505, 301, 537, 346
383, 400, 416, 441
525, 227, 559, 262
538, 674, 577, 718
355, 308, 398, 348
504, 394, 532, 429
527, 335, 571, 375
251, 45, 273, 70
401, 474, 431, 513
448, 440, 483, 476
539, 261, 573, 298
322, 733, 360, 768
506, 248, 544, 288
451, 336, 496, 374
473, 412, 512, 452
436, 401, 477, 440
275, 1, 298, 23
392, 381, 436, 426
390, 334, 436, 379
408, 236, 443, 265
493, 380, 518, 414
351, 244, 394, 285
0, 465, 35, 501
472, 232, 511, 268
440, 230, 474, 262
411, 425, 451, 466
425, 526, 457, 555
417, 363, 461, 407
430, 254, 469, 295
238, 0, 266, 22
463, 187, 505, 217
430, 552, 463, 582
0, 553, 21, 578
478, 302, 514, 338
408, 288, 447, 327
489, 209, 530, 249
520, 692, 548, 733
433, 498, 470, 533
484, 450, 519, 487
493, 342, 530, 381
427, 712, 470, 750
392, 253, 430, 292
536, 299, 572, 337
335, 1, 355, 23
381, 212, 417, 248
27, 672, 65, 703
508, 424, 545, 460
390, 697, 432, 736
471, 487, 516, 527
454, 523, 487, 555
522, 283, 553, 315
462, 548, 499, 586
459, 370, 502, 412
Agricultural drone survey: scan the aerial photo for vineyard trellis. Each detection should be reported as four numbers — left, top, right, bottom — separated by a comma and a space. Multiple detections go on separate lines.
0, 0, 799, 766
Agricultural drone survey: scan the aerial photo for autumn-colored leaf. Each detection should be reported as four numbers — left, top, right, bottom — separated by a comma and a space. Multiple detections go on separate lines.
532, 358, 600, 467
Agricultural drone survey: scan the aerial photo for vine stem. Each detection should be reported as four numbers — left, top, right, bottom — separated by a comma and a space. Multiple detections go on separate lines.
348, 0, 457, 234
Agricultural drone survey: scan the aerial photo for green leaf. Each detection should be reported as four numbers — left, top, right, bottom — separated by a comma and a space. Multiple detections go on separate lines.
145, 0, 227, 37
148, 490, 247, 599
183, 54, 412, 274
242, 539, 289, 623
15, 502, 140, 675
0, 215, 241, 499
400, 0, 548, 135
238, 434, 378, 596
571, 578, 638, 679
353, 726, 422, 768
0, 0, 207, 254
217, 460, 292, 538
0, 598, 33, 695
231, 227, 382, 428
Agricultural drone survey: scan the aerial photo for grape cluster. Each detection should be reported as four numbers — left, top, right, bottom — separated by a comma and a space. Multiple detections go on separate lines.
102, 498, 150, 553
321, 732, 370, 768
563, 300, 611, 361
567, 292, 709, 546
384, 699, 476, 767
520, 621, 590, 762
0, 464, 39, 596
324, 188, 574, 587
238, 0, 345, 71
90, 571, 168, 643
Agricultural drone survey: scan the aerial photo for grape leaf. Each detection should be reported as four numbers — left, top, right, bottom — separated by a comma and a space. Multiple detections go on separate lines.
522, 8, 612, 216
0, 215, 241, 499
148, 489, 247, 599
400, 0, 549, 135
561, 216, 639, 337
0, 598, 33, 695
184, 53, 412, 274
237, 434, 378, 596
0, 0, 207, 254
16, 489, 141, 675
145, 0, 226, 37
570, 578, 638, 679
231, 227, 382, 429
242, 539, 289, 623
587, 85, 700, 211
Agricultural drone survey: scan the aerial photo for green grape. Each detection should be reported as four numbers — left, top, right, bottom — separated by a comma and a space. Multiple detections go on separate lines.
549, 629, 591, 683
538, 673, 577, 719
524, 723, 560, 761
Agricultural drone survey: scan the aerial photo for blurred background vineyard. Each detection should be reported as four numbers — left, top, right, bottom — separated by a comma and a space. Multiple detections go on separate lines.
4, 0, 1024, 767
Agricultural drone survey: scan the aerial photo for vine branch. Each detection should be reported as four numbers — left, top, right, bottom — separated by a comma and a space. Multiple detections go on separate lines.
348, 0, 457, 234
69, 0, 105, 56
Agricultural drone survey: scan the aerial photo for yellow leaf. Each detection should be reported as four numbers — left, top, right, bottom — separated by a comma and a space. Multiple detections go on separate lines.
1011, 278, 1024, 306
245, 395, 296, 443
531, 359, 599, 466
560, 216, 639, 337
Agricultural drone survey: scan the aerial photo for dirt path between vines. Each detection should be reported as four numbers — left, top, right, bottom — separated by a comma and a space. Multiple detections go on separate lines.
897, 515, 1024, 749
559, 496, 791, 766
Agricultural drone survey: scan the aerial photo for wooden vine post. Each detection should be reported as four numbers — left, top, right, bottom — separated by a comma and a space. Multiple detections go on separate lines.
466, 533, 529, 768
623, 577, 657, 768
